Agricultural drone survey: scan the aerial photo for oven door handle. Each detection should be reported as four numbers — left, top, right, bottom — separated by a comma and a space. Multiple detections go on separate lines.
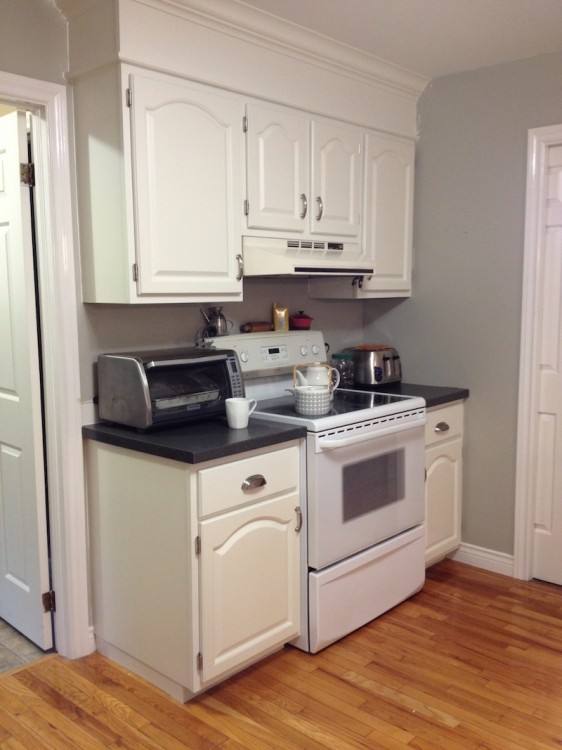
317, 419, 424, 450
144, 354, 228, 368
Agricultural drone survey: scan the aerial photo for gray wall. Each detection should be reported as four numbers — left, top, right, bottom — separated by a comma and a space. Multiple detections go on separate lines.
79, 278, 364, 401
0, 0, 67, 84
364, 50, 562, 555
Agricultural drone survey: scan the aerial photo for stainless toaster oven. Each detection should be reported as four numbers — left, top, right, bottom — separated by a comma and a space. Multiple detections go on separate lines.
97, 347, 244, 429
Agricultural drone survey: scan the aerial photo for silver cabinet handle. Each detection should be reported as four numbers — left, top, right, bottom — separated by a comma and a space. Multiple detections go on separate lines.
295, 507, 303, 533
315, 196, 324, 221
241, 474, 267, 491
299, 193, 308, 219
434, 421, 450, 433
236, 253, 244, 281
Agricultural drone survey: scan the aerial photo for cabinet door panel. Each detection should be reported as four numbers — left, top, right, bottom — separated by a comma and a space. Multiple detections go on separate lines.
199, 493, 300, 683
130, 72, 243, 296
362, 133, 414, 293
425, 439, 462, 565
246, 103, 309, 232
311, 120, 362, 237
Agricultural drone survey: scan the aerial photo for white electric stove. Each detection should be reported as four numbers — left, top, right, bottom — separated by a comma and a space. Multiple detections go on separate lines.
204, 330, 427, 653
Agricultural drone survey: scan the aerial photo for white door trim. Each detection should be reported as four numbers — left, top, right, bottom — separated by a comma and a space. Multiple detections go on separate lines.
514, 124, 562, 581
0, 70, 91, 657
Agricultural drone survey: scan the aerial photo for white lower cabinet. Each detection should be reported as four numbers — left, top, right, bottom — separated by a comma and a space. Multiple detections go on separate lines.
85, 439, 301, 702
199, 493, 300, 682
424, 403, 464, 566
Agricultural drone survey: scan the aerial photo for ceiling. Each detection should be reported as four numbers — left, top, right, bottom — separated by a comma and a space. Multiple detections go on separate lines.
241, 0, 562, 78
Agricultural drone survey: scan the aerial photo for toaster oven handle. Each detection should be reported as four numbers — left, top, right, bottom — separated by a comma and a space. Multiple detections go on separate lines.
144, 354, 228, 368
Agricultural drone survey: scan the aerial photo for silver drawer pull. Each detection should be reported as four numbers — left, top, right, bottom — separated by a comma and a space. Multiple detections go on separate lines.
295, 507, 303, 533
299, 193, 308, 219
434, 421, 450, 433
241, 474, 267, 491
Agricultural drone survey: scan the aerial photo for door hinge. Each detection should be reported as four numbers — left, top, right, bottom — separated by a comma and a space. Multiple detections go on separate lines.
424, 468, 427, 482
126, 88, 132, 108
42, 590, 56, 613
242, 115, 248, 133
197, 652, 203, 671
243, 199, 249, 216
132, 262, 138, 282
195, 535, 201, 555
20, 162, 35, 187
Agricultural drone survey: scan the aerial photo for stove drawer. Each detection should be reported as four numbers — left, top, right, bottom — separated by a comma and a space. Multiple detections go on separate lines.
308, 525, 425, 653
198, 444, 299, 518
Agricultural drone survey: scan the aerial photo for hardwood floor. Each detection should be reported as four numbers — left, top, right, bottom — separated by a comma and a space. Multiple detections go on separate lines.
1, 560, 562, 749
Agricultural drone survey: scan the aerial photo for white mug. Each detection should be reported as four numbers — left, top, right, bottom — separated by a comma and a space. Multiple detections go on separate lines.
225, 397, 257, 429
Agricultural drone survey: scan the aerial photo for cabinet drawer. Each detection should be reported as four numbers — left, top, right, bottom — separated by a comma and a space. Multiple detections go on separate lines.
198, 445, 299, 518
425, 403, 464, 446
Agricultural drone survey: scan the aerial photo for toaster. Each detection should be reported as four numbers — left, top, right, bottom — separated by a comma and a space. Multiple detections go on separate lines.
345, 345, 402, 386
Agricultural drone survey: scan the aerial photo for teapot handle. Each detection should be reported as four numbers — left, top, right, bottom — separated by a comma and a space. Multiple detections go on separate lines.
329, 366, 341, 391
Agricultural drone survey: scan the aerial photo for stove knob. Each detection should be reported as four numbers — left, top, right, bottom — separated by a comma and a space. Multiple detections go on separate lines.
240, 351, 249, 363
300, 346, 308, 356
311, 344, 320, 355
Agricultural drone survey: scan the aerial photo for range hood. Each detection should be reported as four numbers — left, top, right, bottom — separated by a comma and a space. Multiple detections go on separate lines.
242, 236, 374, 276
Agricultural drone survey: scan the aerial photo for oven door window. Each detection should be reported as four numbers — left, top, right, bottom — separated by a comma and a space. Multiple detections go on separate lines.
342, 449, 405, 522
147, 364, 230, 417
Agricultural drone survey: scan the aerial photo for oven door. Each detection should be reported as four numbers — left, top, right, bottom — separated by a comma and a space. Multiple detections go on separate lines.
307, 421, 425, 570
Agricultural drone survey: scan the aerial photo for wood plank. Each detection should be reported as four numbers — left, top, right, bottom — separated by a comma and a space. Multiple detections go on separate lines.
1, 561, 562, 749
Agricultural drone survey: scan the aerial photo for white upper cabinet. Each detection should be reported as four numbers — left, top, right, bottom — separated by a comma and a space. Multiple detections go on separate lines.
310, 120, 362, 238
360, 132, 414, 294
245, 102, 309, 233
130, 71, 244, 298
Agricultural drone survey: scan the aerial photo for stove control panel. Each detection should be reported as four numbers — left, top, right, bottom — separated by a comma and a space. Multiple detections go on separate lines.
203, 331, 327, 374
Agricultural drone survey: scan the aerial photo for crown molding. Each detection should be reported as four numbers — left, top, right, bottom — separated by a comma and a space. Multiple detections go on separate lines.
58, 0, 428, 97
141, 0, 428, 97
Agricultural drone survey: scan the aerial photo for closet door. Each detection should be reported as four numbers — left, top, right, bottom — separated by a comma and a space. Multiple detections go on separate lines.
246, 102, 309, 233
310, 119, 362, 238
130, 71, 244, 297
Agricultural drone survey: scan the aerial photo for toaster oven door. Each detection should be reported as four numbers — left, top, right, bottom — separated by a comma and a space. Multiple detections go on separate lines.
146, 359, 237, 424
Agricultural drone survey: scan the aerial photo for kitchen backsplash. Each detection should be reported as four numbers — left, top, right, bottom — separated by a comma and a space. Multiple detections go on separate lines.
78, 278, 365, 402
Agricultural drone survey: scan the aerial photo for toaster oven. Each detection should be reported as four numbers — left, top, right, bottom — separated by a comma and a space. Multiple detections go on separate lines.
97, 347, 244, 429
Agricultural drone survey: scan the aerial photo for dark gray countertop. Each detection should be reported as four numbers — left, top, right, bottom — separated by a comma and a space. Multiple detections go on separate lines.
83, 418, 306, 464
350, 382, 469, 409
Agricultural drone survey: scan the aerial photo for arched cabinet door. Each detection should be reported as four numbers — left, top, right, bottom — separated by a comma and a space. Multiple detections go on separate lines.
246, 102, 309, 233
199, 493, 300, 683
310, 119, 362, 238
425, 440, 462, 565
129, 71, 244, 298
361, 132, 414, 295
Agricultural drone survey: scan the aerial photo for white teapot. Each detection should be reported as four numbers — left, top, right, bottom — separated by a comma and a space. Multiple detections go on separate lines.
293, 363, 340, 390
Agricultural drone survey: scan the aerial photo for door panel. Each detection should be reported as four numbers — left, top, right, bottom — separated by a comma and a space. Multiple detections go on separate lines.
130, 72, 243, 297
0, 111, 52, 648
425, 439, 462, 564
311, 120, 362, 237
361, 133, 414, 293
246, 103, 309, 232
199, 493, 300, 683
532, 143, 562, 584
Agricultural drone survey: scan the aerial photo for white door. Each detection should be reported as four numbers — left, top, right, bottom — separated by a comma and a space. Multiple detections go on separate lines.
246, 102, 309, 233
531, 143, 562, 585
130, 71, 244, 297
0, 111, 52, 648
199, 494, 300, 683
310, 119, 362, 237
361, 132, 414, 294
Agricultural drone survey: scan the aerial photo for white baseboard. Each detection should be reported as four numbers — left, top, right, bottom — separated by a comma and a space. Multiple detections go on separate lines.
86, 625, 96, 653
450, 542, 514, 577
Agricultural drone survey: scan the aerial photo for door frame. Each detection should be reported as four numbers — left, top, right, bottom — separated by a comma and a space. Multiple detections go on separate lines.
513, 124, 562, 580
0, 70, 91, 657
